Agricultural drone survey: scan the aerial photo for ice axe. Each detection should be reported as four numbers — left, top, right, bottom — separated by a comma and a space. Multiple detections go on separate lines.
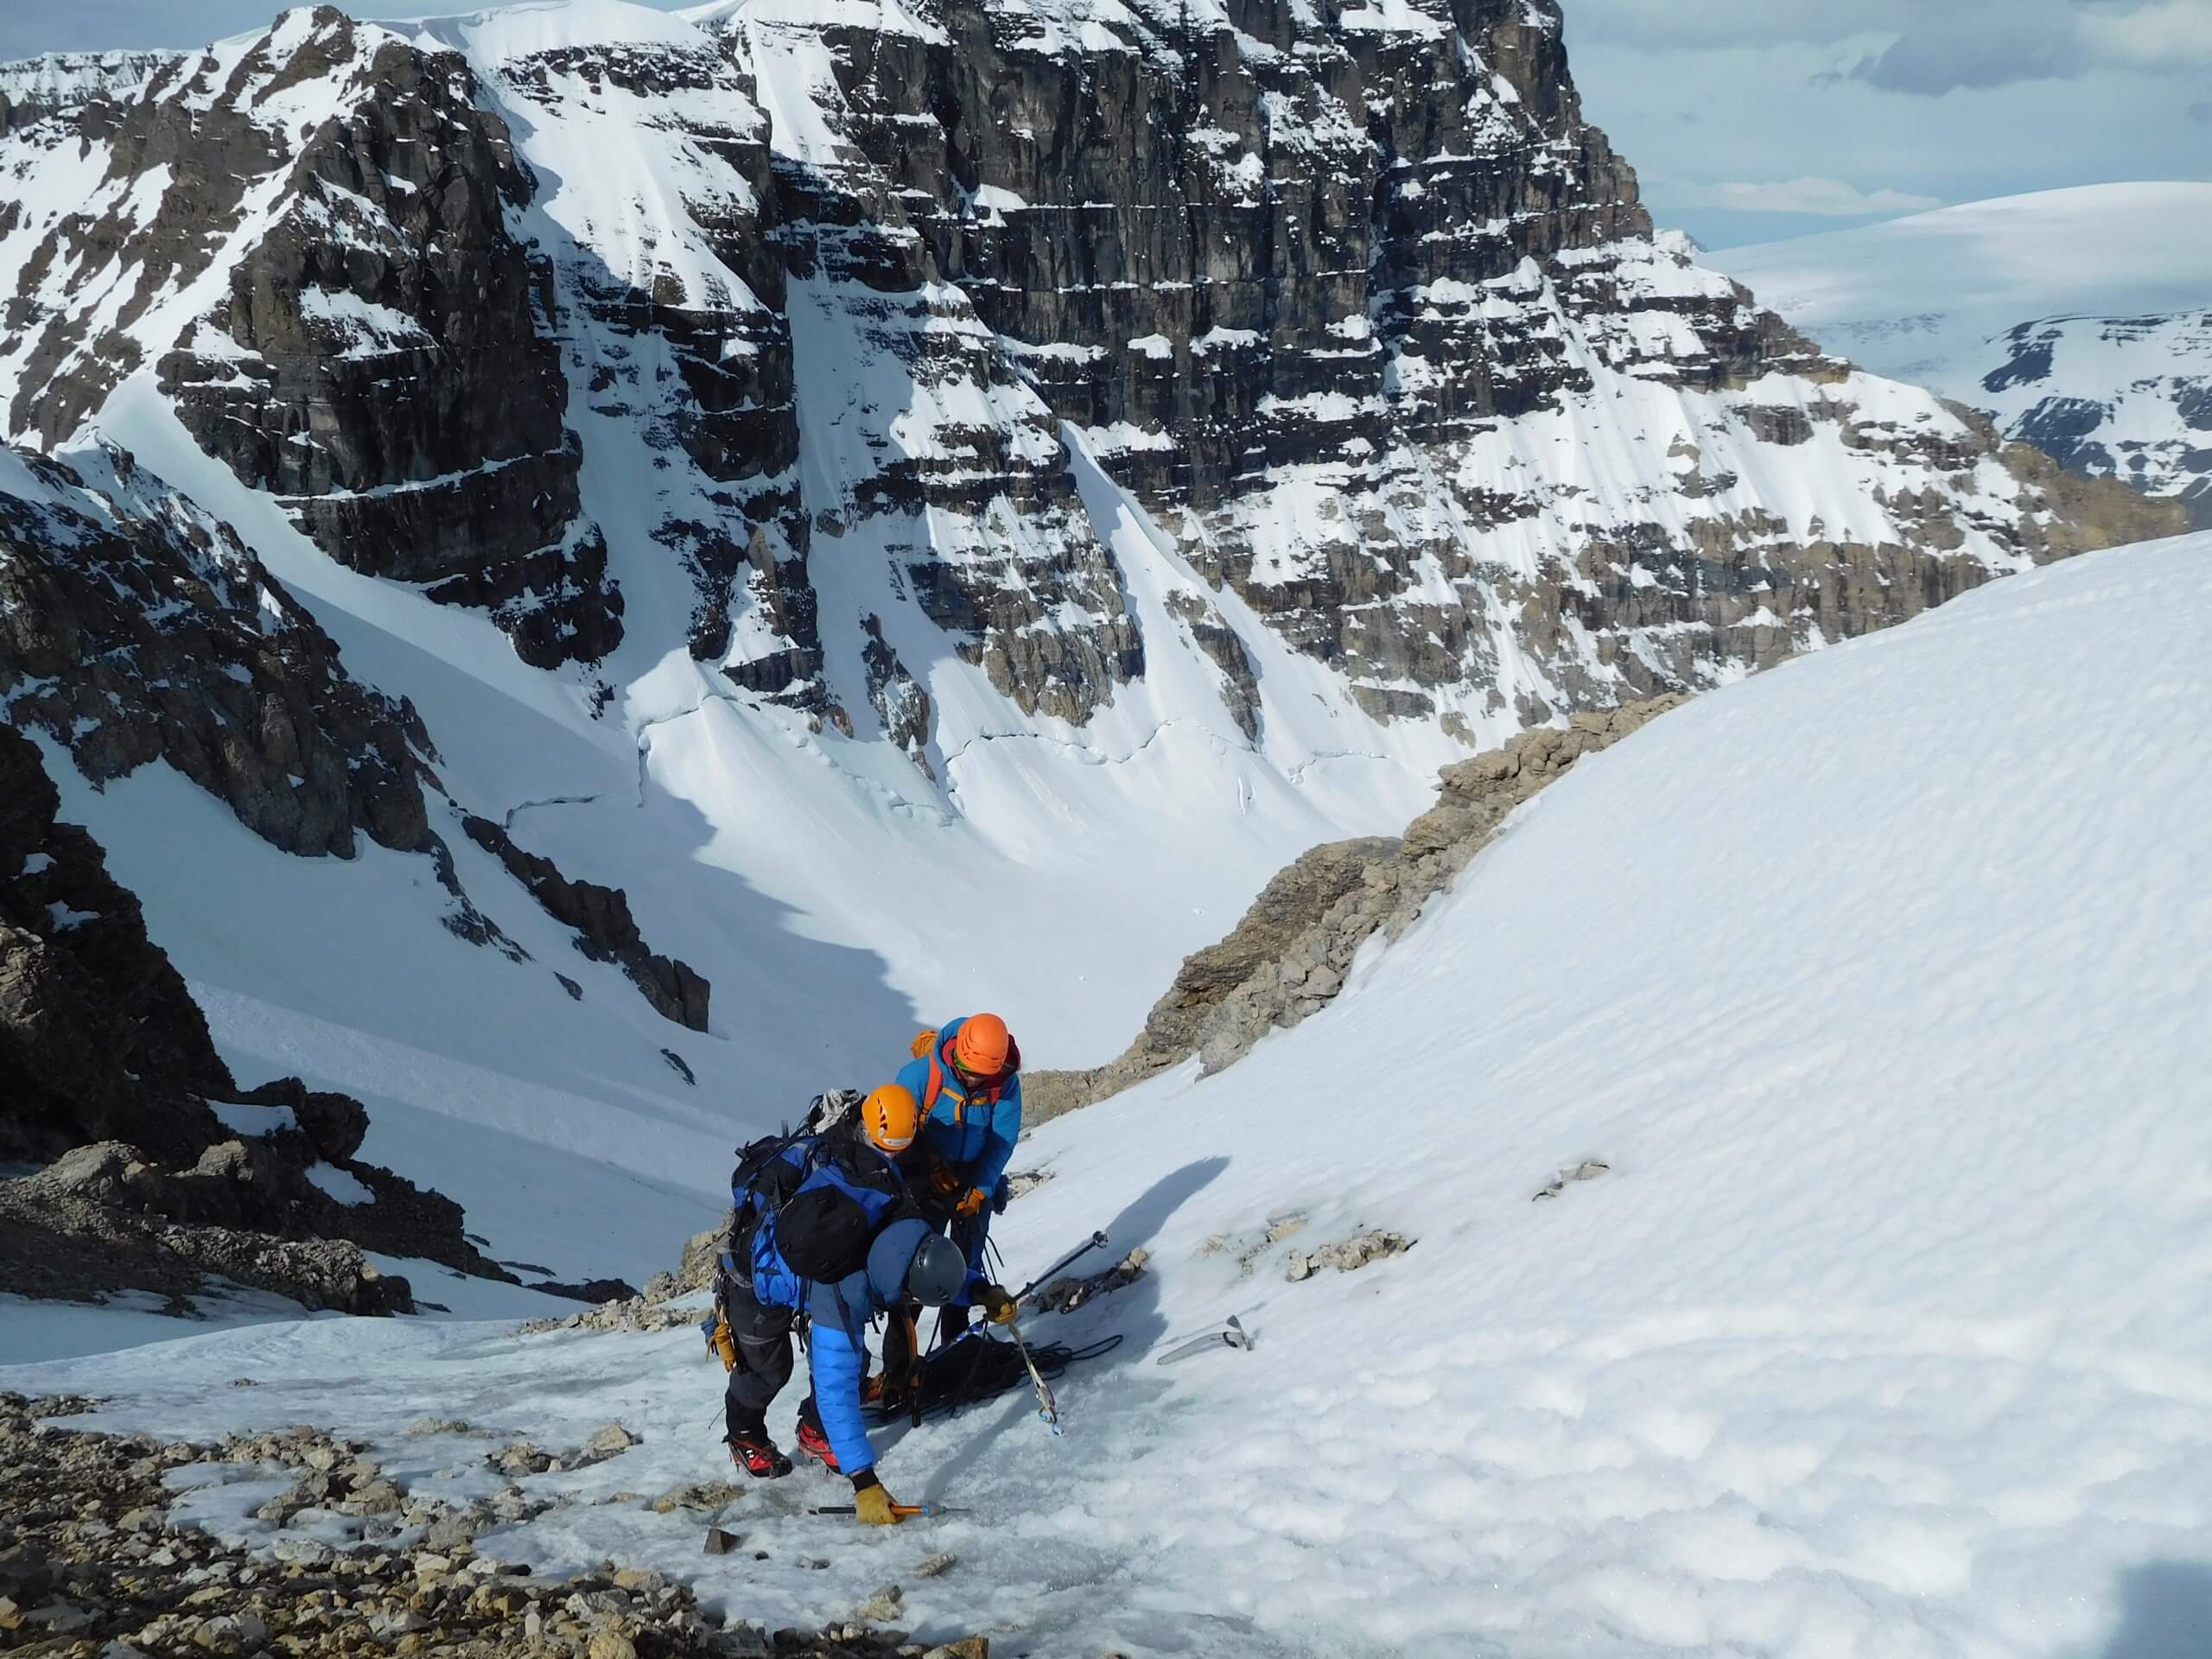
1002, 1316, 1063, 1435
1012, 1230, 1110, 1308
810, 1503, 965, 1518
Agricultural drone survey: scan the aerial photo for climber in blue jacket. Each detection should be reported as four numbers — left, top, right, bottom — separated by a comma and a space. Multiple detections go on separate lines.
712, 1083, 1014, 1522
893, 1013, 1023, 1307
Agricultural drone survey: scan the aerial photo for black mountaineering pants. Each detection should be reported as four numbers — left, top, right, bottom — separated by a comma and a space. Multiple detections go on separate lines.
721, 1276, 797, 1440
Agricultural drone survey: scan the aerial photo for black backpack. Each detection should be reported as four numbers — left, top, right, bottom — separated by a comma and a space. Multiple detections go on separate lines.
735, 1122, 919, 1286
723, 1091, 859, 1260
726, 1132, 805, 1249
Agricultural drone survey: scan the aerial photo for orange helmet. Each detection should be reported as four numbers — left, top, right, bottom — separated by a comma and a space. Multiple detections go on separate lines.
861, 1084, 919, 1154
951, 1013, 1013, 1079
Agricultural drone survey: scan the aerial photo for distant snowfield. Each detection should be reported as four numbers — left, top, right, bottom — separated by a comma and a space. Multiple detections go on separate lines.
11, 532, 2210, 1656
1713, 184, 2212, 521
1712, 183, 2212, 391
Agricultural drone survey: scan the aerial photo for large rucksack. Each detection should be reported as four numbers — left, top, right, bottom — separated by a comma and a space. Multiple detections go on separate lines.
866, 1329, 1123, 1423
723, 1090, 860, 1254
735, 1107, 918, 1287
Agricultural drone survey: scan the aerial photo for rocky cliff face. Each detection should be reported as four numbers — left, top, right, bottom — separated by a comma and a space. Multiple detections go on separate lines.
698, 0, 2165, 740
0, 0, 2171, 771
0, 12, 613, 666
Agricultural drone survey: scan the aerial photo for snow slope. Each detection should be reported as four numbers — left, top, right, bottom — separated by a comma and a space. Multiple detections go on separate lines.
12, 397, 1414, 1287
11, 531, 2210, 1656
1714, 184, 2212, 523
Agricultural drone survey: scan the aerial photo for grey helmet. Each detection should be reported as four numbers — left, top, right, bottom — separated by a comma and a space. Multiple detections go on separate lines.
905, 1233, 966, 1306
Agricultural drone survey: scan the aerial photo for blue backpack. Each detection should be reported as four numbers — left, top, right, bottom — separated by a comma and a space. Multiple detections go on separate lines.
746, 1130, 916, 1284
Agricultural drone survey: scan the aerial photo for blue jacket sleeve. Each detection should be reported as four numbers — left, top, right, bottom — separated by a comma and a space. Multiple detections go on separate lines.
805, 1286, 876, 1478
969, 1077, 1022, 1192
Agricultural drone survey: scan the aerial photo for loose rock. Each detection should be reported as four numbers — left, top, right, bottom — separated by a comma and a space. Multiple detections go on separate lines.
1285, 1230, 1414, 1281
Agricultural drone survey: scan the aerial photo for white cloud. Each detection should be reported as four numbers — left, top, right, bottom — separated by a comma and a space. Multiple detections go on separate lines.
1668, 177, 1946, 218
1561, 3, 2212, 248
1555, 0, 1916, 49
2101, 0, 2212, 67
1853, 0, 2212, 94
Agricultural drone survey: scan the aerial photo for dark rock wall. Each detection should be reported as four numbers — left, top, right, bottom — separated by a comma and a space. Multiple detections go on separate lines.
720, 0, 2171, 731
461, 816, 712, 1032
0, 442, 433, 859
0, 725, 232, 1164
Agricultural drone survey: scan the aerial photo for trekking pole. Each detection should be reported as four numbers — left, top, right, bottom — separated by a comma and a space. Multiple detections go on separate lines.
810, 1503, 964, 1517
1012, 1230, 1110, 1306
1002, 1318, 1063, 1435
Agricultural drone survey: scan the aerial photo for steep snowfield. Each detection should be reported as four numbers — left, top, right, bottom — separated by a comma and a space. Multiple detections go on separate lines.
10, 531, 2210, 1656
1715, 184, 2212, 521
25, 386, 1417, 1289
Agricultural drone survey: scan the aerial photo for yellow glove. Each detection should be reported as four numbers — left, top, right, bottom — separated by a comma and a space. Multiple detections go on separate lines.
976, 1282, 1018, 1325
853, 1481, 904, 1526
956, 1186, 990, 1219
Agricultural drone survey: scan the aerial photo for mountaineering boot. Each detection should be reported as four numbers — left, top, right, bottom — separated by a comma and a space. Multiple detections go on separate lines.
728, 1433, 791, 1479
794, 1411, 841, 1472
862, 1370, 913, 1415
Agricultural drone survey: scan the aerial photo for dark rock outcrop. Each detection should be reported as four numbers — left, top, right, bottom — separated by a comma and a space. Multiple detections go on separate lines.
0, 1168, 416, 1317
1, 724, 234, 1164
461, 816, 711, 1032
237, 1077, 370, 1164
17, 1130, 509, 1282
0, 442, 434, 860
530, 1276, 641, 1305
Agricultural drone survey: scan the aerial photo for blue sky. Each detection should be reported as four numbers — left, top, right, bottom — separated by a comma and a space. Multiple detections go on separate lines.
7, 0, 2208, 250
1559, 0, 2212, 247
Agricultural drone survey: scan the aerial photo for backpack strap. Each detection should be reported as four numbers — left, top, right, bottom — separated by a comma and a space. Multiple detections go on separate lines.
922, 1051, 960, 1124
